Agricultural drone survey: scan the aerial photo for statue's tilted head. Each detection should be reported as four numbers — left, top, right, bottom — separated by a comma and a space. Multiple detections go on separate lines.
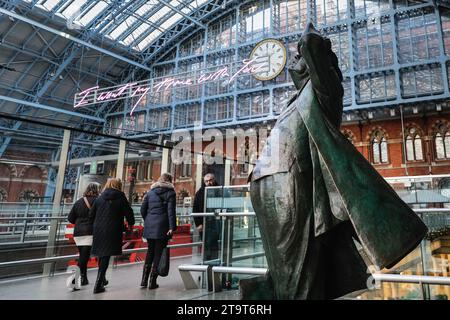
288, 22, 342, 90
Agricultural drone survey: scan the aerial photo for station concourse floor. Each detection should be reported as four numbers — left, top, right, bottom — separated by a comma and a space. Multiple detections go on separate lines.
0, 256, 240, 300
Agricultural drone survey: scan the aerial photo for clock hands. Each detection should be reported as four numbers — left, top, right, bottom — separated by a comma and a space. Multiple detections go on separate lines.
250, 40, 286, 80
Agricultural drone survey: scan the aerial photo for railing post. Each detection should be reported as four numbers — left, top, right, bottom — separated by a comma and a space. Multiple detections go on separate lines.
20, 203, 30, 242
418, 212, 432, 300
225, 212, 234, 287
419, 281, 427, 300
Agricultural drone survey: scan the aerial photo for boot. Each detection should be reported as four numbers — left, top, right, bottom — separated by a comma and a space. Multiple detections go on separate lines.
81, 273, 89, 286
148, 269, 159, 289
93, 272, 106, 294
140, 263, 151, 288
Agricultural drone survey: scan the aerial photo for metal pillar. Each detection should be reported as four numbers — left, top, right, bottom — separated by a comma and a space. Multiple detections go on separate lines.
195, 153, 203, 191
108, 139, 128, 276
116, 139, 127, 181
43, 129, 71, 276
193, 153, 204, 259
224, 159, 231, 186
160, 140, 171, 175
247, 164, 254, 180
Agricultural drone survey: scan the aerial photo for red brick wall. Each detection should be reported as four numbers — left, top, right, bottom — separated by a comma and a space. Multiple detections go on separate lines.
0, 150, 48, 202
341, 114, 450, 177
136, 114, 450, 203
5, 113, 450, 204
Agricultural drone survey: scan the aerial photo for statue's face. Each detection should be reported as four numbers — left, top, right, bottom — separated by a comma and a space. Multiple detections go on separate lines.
288, 53, 309, 90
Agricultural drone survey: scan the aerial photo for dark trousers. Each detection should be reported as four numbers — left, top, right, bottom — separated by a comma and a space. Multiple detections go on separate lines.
98, 256, 110, 275
77, 246, 91, 275
144, 239, 168, 271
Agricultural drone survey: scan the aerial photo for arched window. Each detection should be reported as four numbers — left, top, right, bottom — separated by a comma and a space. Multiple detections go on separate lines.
19, 189, 39, 202
435, 123, 450, 159
371, 130, 388, 164
176, 163, 192, 178
237, 138, 256, 175
241, 147, 250, 174
405, 127, 423, 161
0, 188, 7, 202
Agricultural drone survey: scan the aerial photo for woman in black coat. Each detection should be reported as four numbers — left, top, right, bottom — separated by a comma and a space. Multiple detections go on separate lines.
89, 178, 135, 294
67, 182, 100, 287
139, 173, 177, 289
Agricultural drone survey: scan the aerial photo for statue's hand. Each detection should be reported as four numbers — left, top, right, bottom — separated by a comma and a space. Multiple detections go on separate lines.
304, 22, 321, 37
299, 22, 323, 55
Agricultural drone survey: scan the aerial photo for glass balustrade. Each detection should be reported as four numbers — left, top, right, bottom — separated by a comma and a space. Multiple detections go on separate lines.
1, 177, 449, 299
200, 181, 450, 298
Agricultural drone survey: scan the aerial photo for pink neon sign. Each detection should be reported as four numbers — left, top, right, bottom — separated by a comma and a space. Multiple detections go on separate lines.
74, 58, 267, 115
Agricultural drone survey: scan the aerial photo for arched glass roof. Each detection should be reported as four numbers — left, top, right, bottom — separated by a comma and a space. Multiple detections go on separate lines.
23, 0, 210, 52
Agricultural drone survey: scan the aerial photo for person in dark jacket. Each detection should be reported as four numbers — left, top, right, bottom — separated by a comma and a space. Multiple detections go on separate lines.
89, 178, 135, 294
67, 182, 100, 287
139, 173, 177, 289
192, 173, 217, 237
192, 173, 221, 263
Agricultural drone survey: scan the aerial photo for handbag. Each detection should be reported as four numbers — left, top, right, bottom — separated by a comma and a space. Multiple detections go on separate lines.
157, 246, 170, 277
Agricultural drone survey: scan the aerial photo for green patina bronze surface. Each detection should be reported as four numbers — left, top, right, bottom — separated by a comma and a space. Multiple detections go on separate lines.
248, 23, 428, 300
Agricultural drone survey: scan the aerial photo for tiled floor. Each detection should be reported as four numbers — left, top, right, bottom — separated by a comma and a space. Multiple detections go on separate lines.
0, 256, 240, 300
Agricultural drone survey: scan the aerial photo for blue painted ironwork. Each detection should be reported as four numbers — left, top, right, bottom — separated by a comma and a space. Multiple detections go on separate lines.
101, 0, 450, 139
3, 0, 450, 157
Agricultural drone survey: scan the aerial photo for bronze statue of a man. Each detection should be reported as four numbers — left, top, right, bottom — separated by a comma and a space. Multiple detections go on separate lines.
249, 23, 428, 299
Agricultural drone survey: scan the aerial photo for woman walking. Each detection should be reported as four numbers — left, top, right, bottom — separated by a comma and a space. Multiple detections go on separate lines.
67, 183, 100, 287
140, 173, 177, 289
89, 178, 135, 294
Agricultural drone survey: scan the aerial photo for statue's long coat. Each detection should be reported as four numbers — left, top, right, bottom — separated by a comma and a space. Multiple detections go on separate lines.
250, 28, 427, 300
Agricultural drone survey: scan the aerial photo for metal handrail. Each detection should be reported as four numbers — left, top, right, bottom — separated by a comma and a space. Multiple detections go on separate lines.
385, 174, 450, 181
179, 264, 210, 272
0, 217, 69, 221
188, 212, 256, 217
190, 212, 216, 217
212, 266, 268, 275
207, 267, 450, 286
0, 215, 146, 221
373, 273, 450, 285
218, 212, 256, 217
0, 241, 203, 268
413, 208, 450, 212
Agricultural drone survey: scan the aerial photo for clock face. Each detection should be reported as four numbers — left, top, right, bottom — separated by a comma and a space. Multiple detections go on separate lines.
249, 39, 287, 81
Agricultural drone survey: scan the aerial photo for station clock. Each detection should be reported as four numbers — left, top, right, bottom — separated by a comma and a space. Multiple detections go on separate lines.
249, 38, 287, 81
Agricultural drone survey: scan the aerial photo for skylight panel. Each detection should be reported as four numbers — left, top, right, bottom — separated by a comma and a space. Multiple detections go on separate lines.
108, 2, 156, 40
109, 16, 137, 39
123, 23, 151, 46
38, 0, 61, 11
160, 13, 182, 30
133, 0, 212, 52
136, 29, 162, 51
60, 0, 88, 19
78, 1, 108, 26
98, 19, 115, 32
135, 12, 182, 51
148, 6, 171, 23
135, 2, 156, 16
187, 0, 209, 9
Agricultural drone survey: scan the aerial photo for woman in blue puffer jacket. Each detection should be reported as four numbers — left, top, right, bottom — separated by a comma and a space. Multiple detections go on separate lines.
139, 172, 177, 289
